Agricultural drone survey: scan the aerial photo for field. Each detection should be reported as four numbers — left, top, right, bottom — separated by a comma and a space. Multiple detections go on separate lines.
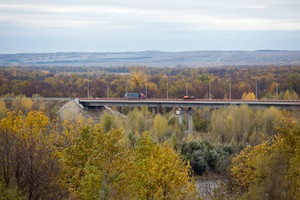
1, 50, 300, 67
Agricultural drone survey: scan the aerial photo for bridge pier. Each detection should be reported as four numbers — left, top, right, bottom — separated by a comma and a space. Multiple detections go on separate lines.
177, 110, 183, 125
188, 109, 194, 132
176, 108, 194, 133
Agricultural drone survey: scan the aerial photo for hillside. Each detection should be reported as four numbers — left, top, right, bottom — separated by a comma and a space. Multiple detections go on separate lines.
1, 50, 300, 67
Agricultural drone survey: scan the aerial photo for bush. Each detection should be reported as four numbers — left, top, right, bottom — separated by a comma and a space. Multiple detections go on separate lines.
181, 140, 232, 175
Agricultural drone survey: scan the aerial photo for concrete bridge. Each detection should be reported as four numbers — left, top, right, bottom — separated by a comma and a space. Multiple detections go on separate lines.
77, 98, 300, 110
77, 98, 300, 132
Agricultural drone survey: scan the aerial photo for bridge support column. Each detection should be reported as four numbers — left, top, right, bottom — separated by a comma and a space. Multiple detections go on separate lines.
175, 107, 194, 133
176, 108, 183, 125
178, 113, 183, 125
188, 109, 194, 132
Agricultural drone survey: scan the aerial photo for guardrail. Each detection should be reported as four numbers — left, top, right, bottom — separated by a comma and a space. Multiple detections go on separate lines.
78, 98, 300, 109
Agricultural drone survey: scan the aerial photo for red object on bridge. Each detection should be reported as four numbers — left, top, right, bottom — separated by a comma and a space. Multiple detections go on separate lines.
183, 95, 195, 100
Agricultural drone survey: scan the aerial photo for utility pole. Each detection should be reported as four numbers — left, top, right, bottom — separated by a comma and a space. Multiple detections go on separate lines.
107, 82, 109, 98
167, 77, 169, 99
87, 69, 90, 98
145, 83, 147, 98
186, 83, 188, 96
209, 82, 211, 99
229, 81, 231, 100
87, 81, 90, 98
126, 80, 128, 100
255, 80, 258, 100
276, 83, 278, 99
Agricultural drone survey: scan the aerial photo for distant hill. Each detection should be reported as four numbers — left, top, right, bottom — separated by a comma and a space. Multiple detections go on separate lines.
1, 50, 300, 67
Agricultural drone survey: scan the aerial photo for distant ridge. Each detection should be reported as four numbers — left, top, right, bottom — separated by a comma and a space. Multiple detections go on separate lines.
1, 50, 300, 67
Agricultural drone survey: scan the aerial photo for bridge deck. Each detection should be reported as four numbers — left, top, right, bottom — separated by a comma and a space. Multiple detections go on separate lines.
78, 98, 300, 109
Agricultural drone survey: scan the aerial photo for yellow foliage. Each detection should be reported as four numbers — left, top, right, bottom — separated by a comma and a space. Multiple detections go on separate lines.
284, 90, 299, 100
61, 126, 135, 199
21, 97, 33, 111
130, 71, 148, 87
146, 81, 158, 93
61, 129, 198, 199
135, 133, 197, 199
0, 110, 61, 199
0, 101, 7, 112
152, 114, 168, 143
242, 91, 256, 100
231, 121, 300, 199
11, 96, 33, 113
0, 100, 7, 119
231, 141, 273, 188
23, 110, 49, 138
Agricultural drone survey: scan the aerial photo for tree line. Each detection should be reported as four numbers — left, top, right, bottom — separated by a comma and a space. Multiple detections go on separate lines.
0, 65, 299, 100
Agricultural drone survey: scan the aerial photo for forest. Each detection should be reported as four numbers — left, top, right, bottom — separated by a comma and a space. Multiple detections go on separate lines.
0, 65, 299, 100
0, 65, 300, 199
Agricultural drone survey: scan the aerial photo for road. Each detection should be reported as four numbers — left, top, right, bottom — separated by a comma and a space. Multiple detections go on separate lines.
77, 98, 300, 109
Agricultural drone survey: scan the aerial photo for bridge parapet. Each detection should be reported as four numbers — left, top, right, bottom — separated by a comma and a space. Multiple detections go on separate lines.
78, 98, 300, 110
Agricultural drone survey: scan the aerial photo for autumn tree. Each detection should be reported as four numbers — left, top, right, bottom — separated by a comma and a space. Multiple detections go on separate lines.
126, 107, 151, 134
0, 100, 7, 119
11, 95, 33, 114
210, 105, 283, 149
133, 133, 198, 199
152, 114, 168, 143
1, 66, 299, 99
0, 111, 65, 199
284, 89, 299, 100
231, 120, 300, 199
61, 125, 198, 199
100, 111, 115, 132
130, 71, 148, 93
61, 125, 134, 199
242, 91, 256, 100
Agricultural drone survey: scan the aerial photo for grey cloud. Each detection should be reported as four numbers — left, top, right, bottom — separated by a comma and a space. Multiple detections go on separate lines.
1, 0, 300, 52
1, 0, 300, 30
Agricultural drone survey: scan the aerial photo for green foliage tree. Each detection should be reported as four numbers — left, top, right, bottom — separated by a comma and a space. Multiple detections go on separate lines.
100, 111, 115, 132
181, 140, 232, 175
193, 108, 210, 132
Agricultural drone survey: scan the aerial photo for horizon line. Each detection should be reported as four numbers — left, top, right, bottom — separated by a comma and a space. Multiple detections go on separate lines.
1, 49, 300, 55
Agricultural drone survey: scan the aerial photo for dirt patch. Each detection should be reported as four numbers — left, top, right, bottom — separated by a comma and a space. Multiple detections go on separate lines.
59, 100, 126, 122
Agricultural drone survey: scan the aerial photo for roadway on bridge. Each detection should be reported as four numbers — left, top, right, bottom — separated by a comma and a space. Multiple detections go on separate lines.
78, 98, 300, 109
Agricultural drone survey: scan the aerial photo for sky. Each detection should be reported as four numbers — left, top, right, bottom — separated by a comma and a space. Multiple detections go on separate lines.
0, 0, 300, 53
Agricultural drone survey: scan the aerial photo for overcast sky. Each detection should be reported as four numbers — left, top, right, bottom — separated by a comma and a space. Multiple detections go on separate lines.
1, 0, 300, 53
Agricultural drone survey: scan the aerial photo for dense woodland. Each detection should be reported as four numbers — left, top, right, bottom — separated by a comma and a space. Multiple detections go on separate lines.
0, 65, 299, 100
0, 65, 300, 199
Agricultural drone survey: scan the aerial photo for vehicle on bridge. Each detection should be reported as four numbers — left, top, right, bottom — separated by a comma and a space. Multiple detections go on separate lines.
125, 93, 145, 99
183, 95, 195, 100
